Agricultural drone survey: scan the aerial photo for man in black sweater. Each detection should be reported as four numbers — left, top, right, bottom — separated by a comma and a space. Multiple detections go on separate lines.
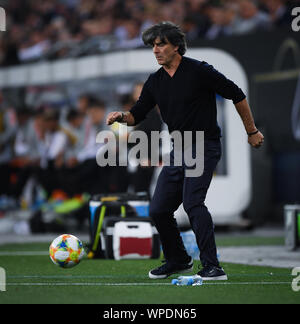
107, 22, 264, 281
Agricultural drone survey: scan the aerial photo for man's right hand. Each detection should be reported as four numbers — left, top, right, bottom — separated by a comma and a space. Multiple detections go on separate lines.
106, 111, 124, 125
106, 111, 135, 126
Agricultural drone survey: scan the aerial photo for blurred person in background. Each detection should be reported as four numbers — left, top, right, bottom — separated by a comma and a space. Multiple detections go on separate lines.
0, 99, 17, 198
205, 4, 226, 40
9, 107, 48, 204
184, 0, 211, 38
182, 14, 209, 41
36, 108, 68, 197
231, 0, 272, 35
63, 108, 85, 169
76, 94, 95, 152
75, 97, 110, 195
222, 2, 239, 36
18, 29, 51, 63
115, 18, 144, 49
205, 2, 238, 40
261, 0, 293, 27
12, 108, 33, 163
10, 107, 36, 200
139, 1, 162, 31
77, 93, 95, 115
57, 108, 85, 196
81, 15, 115, 37
29, 107, 47, 165
185, 0, 208, 12
158, 1, 185, 25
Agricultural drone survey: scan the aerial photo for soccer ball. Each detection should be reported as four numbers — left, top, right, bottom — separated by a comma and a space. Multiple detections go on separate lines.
49, 234, 85, 268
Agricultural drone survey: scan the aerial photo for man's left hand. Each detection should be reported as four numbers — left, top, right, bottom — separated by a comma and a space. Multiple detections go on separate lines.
248, 131, 264, 149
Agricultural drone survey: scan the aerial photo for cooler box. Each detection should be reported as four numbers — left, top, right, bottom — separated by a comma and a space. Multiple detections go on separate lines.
113, 221, 153, 260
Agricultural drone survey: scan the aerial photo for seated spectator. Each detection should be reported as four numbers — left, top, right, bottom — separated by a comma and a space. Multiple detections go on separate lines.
37, 108, 69, 197
82, 15, 115, 37
12, 107, 47, 199
205, 2, 239, 40
18, 29, 51, 63
54, 108, 86, 196
231, 0, 272, 35
63, 108, 85, 169
29, 107, 47, 165
261, 0, 292, 27
42, 109, 68, 168
222, 3, 239, 36
75, 98, 111, 195
10, 107, 36, 199
114, 18, 144, 49
13, 108, 33, 164
205, 4, 227, 40
182, 14, 209, 41
77, 93, 95, 115
0, 103, 17, 197
77, 98, 107, 163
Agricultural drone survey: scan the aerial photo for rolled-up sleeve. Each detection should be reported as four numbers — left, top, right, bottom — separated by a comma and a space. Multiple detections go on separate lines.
201, 63, 246, 104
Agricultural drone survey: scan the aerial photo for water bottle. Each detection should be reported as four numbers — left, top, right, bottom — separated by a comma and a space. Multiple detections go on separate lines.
172, 275, 203, 286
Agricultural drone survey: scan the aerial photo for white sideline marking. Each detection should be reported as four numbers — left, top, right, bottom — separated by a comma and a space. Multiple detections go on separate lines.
0, 251, 48, 256
6, 282, 291, 287
7, 282, 171, 286
8, 275, 147, 279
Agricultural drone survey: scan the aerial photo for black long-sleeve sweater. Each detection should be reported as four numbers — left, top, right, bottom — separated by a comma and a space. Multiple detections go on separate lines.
130, 56, 246, 140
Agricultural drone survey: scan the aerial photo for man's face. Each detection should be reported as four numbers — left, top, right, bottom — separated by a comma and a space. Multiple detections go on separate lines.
152, 37, 179, 66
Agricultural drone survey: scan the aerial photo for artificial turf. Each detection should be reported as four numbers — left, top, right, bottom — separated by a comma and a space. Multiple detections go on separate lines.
0, 241, 298, 304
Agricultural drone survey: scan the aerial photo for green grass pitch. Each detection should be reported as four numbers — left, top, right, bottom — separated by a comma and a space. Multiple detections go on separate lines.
0, 241, 299, 304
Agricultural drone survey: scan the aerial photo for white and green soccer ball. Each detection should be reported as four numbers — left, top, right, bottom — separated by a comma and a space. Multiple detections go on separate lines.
49, 234, 85, 268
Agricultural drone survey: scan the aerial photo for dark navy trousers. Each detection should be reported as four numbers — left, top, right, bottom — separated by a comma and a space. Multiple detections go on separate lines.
150, 139, 221, 267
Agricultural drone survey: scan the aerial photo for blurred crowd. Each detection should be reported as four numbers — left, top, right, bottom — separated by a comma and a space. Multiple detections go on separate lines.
0, 0, 298, 66
0, 83, 162, 208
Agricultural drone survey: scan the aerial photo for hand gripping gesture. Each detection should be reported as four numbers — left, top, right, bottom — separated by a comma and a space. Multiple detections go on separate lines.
106, 111, 135, 126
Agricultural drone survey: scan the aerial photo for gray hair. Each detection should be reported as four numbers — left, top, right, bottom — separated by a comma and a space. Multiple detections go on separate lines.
142, 21, 187, 56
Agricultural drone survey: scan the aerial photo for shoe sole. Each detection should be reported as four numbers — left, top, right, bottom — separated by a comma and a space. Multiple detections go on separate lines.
201, 275, 228, 281
149, 265, 194, 280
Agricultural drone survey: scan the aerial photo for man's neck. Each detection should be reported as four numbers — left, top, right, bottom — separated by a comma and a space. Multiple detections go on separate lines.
163, 54, 182, 77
